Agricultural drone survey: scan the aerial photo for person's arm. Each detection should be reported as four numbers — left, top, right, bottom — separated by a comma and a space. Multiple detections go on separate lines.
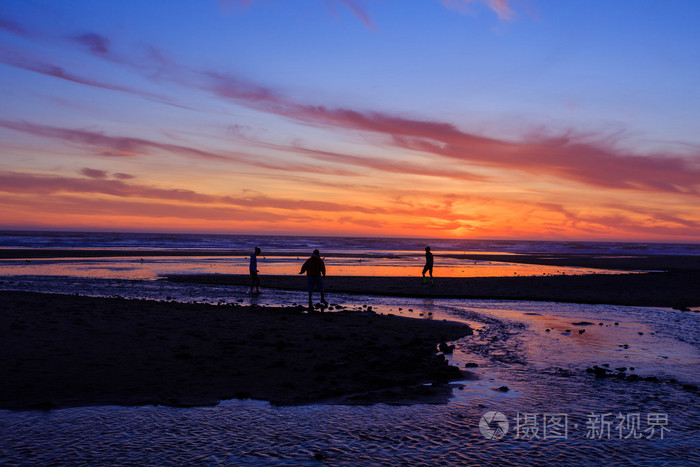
321, 260, 326, 276
299, 259, 308, 274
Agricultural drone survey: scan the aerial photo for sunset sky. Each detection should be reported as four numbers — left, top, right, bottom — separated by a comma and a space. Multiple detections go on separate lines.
1, 0, 699, 241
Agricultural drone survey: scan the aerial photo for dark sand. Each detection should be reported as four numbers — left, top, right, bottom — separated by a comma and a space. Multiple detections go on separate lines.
167, 271, 700, 308
0, 291, 472, 410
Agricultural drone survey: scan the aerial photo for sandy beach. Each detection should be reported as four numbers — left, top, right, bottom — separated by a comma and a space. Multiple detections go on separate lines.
2, 249, 698, 411
0, 291, 471, 410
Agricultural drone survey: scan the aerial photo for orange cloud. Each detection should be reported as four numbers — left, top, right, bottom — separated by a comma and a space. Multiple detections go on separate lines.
1, 169, 698, 241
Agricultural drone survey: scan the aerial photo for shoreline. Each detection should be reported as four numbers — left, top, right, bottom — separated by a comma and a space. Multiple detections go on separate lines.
0, 291, 472, 411
165, 272, 700, 308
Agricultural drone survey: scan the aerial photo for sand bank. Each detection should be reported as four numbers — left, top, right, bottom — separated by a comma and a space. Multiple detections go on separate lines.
165, 271, 700, 308
0, 291, 471, 410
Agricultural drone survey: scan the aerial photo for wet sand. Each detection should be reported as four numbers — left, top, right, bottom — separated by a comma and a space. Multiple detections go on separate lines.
0, 291, 471, 411
166, 271, 700, 308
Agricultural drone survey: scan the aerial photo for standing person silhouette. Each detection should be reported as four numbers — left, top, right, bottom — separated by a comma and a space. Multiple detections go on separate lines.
422, 246, 434, 285
248, 246, 261, 294
299, 249, 328, 311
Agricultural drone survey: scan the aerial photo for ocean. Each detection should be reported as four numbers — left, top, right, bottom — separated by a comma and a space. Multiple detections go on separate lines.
3, 230, 700, 255
1, 230, 699, 465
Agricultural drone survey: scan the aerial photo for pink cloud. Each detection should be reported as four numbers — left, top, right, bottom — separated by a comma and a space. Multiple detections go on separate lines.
332, 0, 375, 29
0, 170, 472, 222
0, 119, 235, 161
262, 104, 699, 194
221, 0, 374, 28
0, 119, 363, 177
487, 0, 515, 20
80, 168, 108, 179
237, 95, 699, 195
5, 14, 698, 199
0, 171, 387, 215
288, 144, 489, 182
440, 0, 515, 20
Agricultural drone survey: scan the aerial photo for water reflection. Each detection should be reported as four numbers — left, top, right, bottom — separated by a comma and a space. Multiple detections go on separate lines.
0, 279, 698, 464
0, 254, 630, 280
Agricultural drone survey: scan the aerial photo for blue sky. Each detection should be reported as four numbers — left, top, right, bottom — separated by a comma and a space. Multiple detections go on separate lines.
1, 0, 699, 240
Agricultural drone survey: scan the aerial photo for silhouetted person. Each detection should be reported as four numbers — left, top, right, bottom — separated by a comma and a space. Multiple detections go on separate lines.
299, 249, 327, 311
248, 246, 261, 294
422, 246, 434, 285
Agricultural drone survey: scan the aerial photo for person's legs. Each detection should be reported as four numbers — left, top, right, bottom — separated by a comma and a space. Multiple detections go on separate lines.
307, 277, 315, 311
252, 273, 260, 293
318, 277, 327, 305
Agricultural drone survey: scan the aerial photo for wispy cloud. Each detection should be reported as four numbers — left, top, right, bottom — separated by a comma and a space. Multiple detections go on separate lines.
0, 14, 30, 36
2, 169, 697, 239
199, 73, 699, 194
0, 119, 236, 161
5, 21, 699, 198
80, 168, 108, 179
287, 144, 489, 182
0, 47, 184, 108
222, 0, 375, 28
0, 170, 478, 224
0, 119, 363, 177
440, 0, 515, 20
0, 170, 389, 215
69, 32, 110, 55
331, 0, 374, 29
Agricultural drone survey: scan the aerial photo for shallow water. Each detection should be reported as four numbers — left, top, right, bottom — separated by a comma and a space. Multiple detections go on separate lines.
0, 253, 630, 280
1, 275, 699, 465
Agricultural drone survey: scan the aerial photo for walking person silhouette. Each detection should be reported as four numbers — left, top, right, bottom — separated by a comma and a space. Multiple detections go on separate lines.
422, 246, 434, 285
299, 249, 328, 311
248, 246, 261, 294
